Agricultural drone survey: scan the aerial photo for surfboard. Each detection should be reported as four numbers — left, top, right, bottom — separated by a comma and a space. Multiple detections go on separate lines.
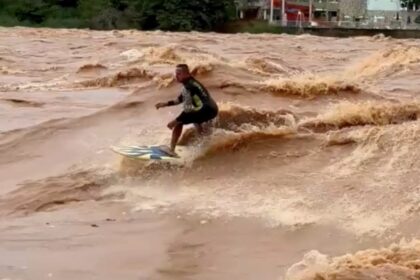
110, 145, 180, 161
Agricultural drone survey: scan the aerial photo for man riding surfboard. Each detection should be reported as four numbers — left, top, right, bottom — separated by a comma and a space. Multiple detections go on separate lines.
155, 64, 219, 154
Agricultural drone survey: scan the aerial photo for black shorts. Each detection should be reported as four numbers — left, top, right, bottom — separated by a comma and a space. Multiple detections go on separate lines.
176, 107, 218, 125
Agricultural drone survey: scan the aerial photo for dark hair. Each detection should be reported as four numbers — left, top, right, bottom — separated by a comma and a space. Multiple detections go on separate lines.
176, 64, 190, 73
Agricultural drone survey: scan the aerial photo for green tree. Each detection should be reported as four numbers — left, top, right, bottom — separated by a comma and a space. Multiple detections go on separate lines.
110, 0, 130, 11
0, 0, 236, 31
13, 0, 50, 23
401, 0, 420, 9
133, 0, 161, 30
134, 0, 235, 31
45, 0, 79, 7
78, 0, 111, 19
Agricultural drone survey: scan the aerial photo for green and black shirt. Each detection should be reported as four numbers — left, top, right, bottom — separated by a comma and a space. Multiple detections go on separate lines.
172, 77, 218, 113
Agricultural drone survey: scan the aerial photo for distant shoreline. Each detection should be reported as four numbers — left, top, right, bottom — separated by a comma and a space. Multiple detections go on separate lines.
1, 20, 420, 39
279, 26, 420, 39
220, 20, 420, 39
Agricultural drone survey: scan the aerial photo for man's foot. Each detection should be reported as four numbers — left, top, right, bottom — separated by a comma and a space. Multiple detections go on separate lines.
166, 150, 179, 158
157, 145, 179, 157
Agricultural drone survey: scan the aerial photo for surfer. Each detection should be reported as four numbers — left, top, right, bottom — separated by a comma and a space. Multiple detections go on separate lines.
155, 64, 219, 154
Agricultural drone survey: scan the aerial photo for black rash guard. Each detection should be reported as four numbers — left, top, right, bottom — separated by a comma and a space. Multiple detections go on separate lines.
171, 77, 218, 113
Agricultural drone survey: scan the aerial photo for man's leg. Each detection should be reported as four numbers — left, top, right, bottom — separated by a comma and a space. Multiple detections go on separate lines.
168, 120, 183, 153
196, 121, 215, 136
194, 123, 204, 135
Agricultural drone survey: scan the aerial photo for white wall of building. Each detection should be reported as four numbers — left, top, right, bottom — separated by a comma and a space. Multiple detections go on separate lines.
367, 0, 400, 11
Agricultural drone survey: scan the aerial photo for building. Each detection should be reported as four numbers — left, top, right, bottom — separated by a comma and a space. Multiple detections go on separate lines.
313, 0, 339, 22
235, 0, 264, 20
338, 0, 369, 28
236, 0, 313, 24
339, 0, 403, 28
236, 0, 356, 24
265, 0, 340, 26
367, 0, 400, 11
269, 0, 312, 23
235, 0, 419, 29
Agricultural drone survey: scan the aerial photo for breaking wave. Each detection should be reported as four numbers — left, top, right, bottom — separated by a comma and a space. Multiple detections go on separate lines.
347, 45, 420, 80
76, 63, 107, 73
0, 168, 115, 216
261, 74, 361, 98
285, 239, 420, 280
0, 66, 23, 75
121, 45, 218, 76
178, 103, 297, 147
75, 67, 157, 87
301, 101, 420, 132
197, 126, 297, 158
1, 98, 44, 107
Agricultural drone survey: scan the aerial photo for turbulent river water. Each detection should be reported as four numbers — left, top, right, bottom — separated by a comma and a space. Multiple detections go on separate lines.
1, 27, 420, 280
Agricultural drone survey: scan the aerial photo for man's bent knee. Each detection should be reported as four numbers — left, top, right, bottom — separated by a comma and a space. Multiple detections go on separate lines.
168, 120, 182, 130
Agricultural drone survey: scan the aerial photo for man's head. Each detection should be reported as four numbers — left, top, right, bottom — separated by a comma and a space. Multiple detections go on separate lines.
175, 64, 191, 83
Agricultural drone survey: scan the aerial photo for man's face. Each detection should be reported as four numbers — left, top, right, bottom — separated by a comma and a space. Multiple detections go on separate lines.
175, 68, 188, 82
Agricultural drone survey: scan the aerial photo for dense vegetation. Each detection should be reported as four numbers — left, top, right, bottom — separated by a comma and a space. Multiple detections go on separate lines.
0, 0, 236, 30
401, 0, 420, 10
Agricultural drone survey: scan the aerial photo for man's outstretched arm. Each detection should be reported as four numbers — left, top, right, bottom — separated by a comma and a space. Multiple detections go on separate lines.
155, 94, 183, 109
